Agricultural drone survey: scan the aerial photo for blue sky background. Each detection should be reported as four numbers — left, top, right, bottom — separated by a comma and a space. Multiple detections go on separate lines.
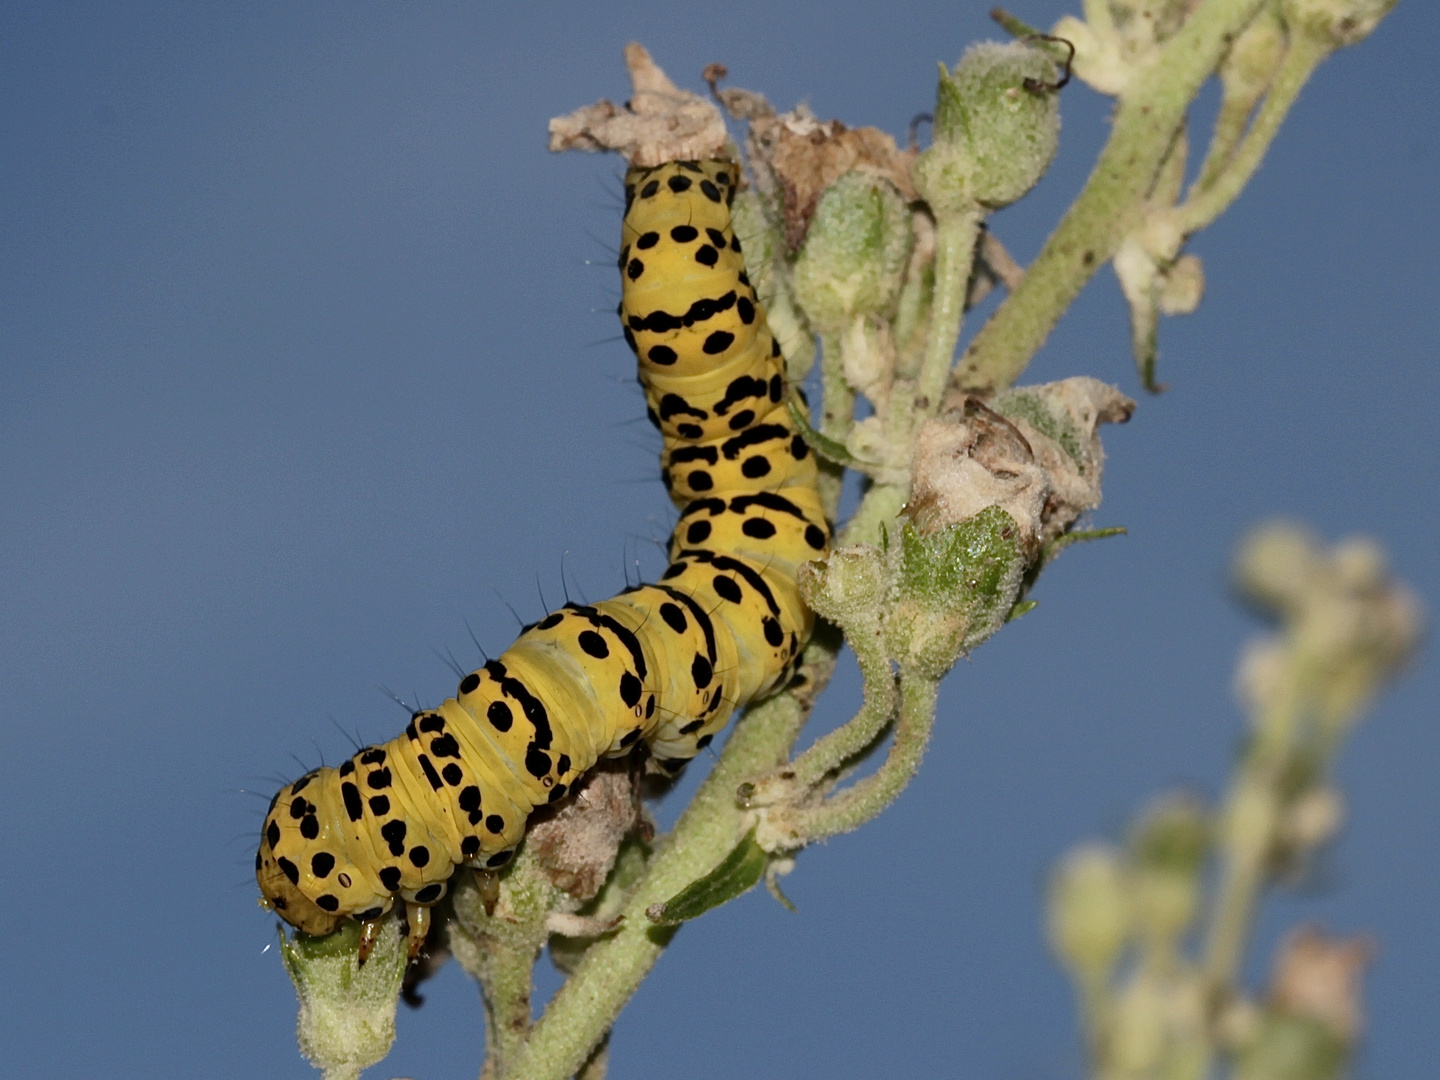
2, 3, 1436, 1078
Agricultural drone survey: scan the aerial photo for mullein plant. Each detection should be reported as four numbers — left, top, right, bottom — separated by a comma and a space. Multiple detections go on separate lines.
271, 4, 1409, 1078
1049, 523, 1419, 1080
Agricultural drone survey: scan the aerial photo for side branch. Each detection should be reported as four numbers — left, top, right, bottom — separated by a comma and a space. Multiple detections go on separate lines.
956, 0, 1269, 390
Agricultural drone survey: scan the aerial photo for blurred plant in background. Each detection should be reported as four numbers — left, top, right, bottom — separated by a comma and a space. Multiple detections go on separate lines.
269, 3, 1416, 1078
1050, 523, 1419, 1080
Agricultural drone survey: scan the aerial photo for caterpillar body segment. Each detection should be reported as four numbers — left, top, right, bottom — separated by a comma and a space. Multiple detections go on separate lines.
257, 158, 829, 942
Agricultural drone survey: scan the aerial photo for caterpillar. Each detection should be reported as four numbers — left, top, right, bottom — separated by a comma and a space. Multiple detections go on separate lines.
257, 158, 829, 953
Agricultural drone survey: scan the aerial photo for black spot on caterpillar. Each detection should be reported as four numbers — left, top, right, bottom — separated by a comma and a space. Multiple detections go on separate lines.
257, 158, 830, 939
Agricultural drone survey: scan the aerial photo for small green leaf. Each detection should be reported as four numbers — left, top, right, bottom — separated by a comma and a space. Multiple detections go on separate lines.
787, 398, 863, 467
765, 866, 798, 913
1007, 599, 1039, 621
646, 829, 768, 926
1041, 526, 1127, 567
989, 7, 1044, 40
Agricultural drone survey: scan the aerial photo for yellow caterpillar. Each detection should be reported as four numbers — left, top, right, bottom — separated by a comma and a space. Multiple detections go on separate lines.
257, 158, 828, 951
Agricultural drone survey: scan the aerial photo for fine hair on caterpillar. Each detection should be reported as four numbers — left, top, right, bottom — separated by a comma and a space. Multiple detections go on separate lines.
257, 157, 829, 959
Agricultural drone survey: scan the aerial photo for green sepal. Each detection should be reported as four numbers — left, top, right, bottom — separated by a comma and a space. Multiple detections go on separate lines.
787, 398, 866, 468
646, 829, 768, 926
885, 506, 1028, 678
1007, 599, 1039, 621
790, 171, 912, 334
284, 920, 361, 963
989, 7, 1044, 39
914, 41, 1061, 213
278, 916, 406, 1078
1041, 526, 1127, 567
765, 867, 799, 913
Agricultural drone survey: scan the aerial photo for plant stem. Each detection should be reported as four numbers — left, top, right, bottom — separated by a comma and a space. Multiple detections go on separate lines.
818, 330, 855, 519
839, 482, 908, 547
955, 0, 1270, 390
757, 629, 895, 801
1201, 779, 1277, 993
763, 672, 938, 845
476, 934, 539, 1080
1192, 90, 1259, 195
574, 1032, 609, 1080
503, 646, 838, 1080
1200, 672, 1300, 993
1177, 30, 1332, 235
914, 209, 982, 416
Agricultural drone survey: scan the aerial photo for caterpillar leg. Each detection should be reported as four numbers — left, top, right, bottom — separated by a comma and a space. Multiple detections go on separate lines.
473, 868, 501, 916
357, 915, 384, 968
404, 902, 431, 959
628, 748, 655, 842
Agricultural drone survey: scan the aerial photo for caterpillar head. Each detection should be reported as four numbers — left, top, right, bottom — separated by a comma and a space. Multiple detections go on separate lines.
256, 838, 341, 936
256, 769, 384, 936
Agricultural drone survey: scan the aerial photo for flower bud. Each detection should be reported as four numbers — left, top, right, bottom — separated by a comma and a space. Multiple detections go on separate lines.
1047, 843, 1132, 982
883, 507, 1027, 678
797, 544, 887, 631
791, 171, 912, 335
280, 918, 407, 1079
1234, 521, 1323, 615
912, 42, 1060, 214
1328, 537, 1386, 592
1130, 794, 1210, 875
1282, 0, 1399, 49
1234, 637, 1288, 717
1052, 14, 1128, 96
1158, 253, 1205, 316
1268, 925, 1372, 1043
1279, 786, 1345, 852
1234, 1014, 1348, 1080
1128, 795, 1209, 947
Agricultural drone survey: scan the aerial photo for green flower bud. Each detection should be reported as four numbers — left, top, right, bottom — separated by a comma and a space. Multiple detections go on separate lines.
280, 918, 407, 1080
912, 42, 1060, 213
883, 506, 1026, 678
1158, 252, 1205, 316
797, 544, 887, 631
1047, 843, 1132, 982
1233, 521, 1324, 616
1282, 0, 1399, 49
1130, 794, 1209, 875
1128, 795, 1209, 947
790, 171, 912, 335
1234, 1014, 1348, 1080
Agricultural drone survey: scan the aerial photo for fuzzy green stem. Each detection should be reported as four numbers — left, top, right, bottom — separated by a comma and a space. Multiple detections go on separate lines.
1193, 91, 1261, 194
769, 276, 819, 387
817, 330, 856, 519
477, 937, 540, 1079
1200, 673, 1300, 993
503, 645, 839, 1080
764, 672, 938, 844
956, 0, 1270, 390
1177, 30, 1332, 235
839, 483, 908, 548
915, 210, 982, 416
892, 235, 935, 375
574, 1033, 609, 1080
763, 628, 895, 797
1201, 779, 1278, 993
450, 860, 569, 1080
